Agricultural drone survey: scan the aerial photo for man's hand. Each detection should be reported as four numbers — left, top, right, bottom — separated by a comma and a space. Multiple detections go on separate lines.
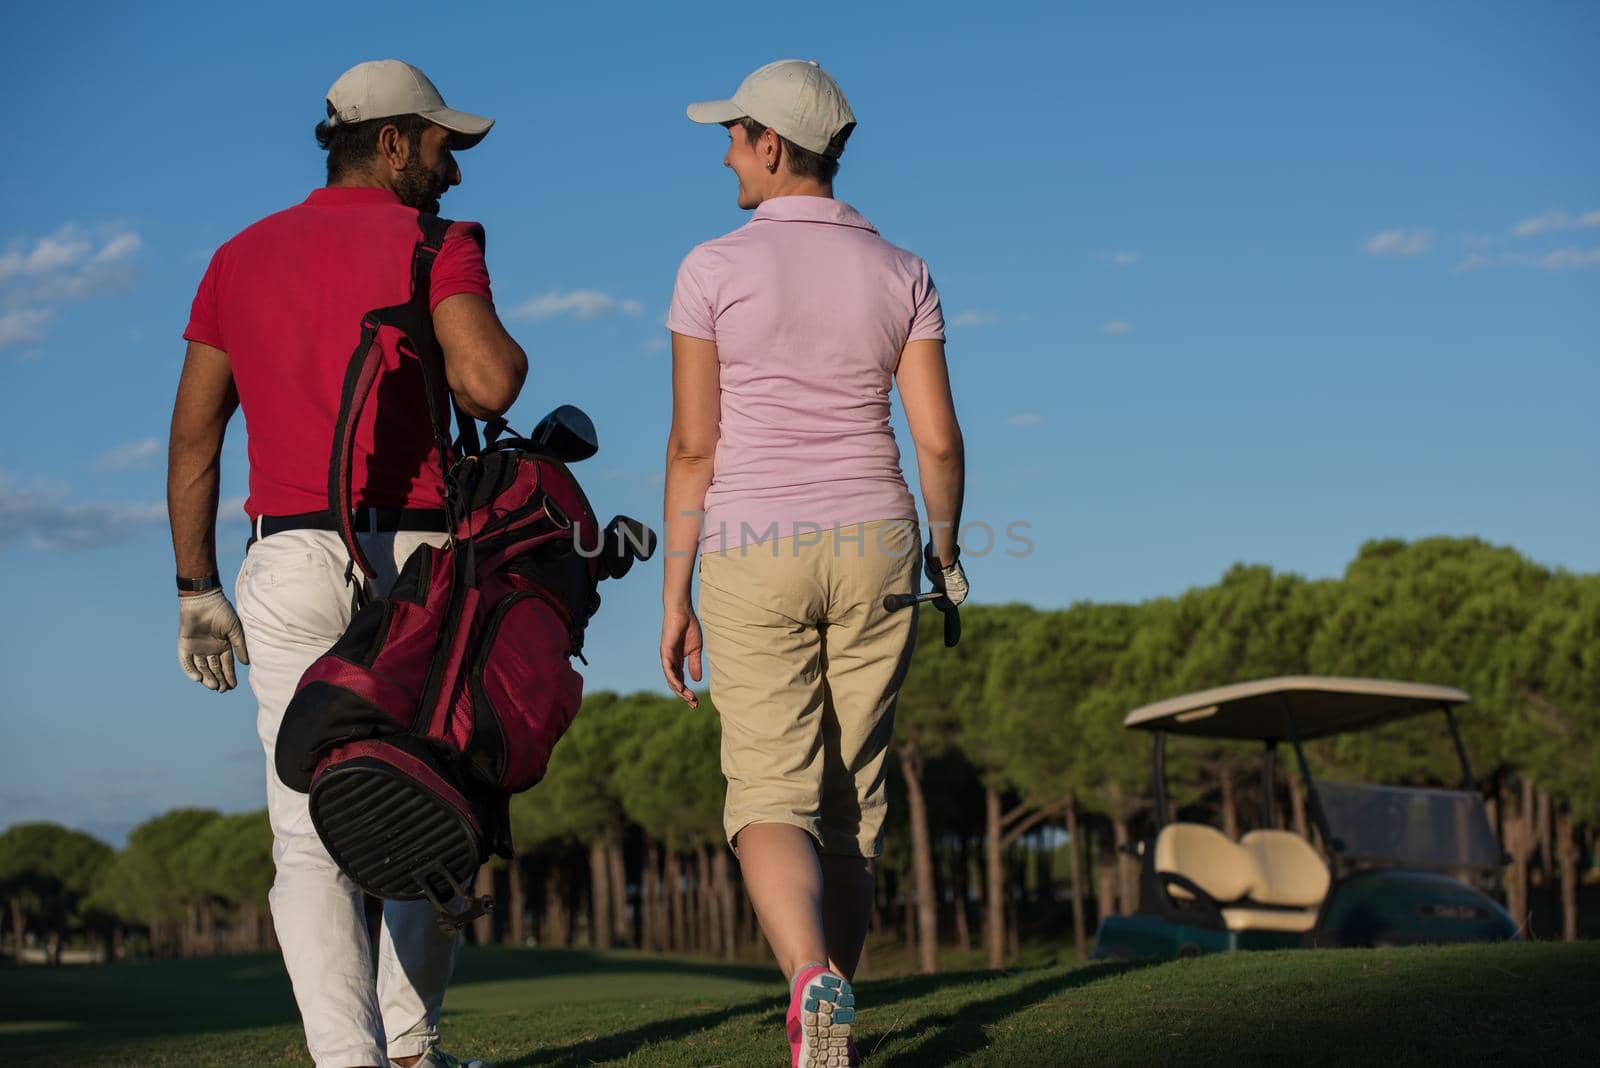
924, 541, 970, 608
178, 589, 250, 692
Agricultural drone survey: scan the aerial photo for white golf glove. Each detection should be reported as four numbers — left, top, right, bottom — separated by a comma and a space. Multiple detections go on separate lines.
923, 543, 970, 608
177, 589, 250, 692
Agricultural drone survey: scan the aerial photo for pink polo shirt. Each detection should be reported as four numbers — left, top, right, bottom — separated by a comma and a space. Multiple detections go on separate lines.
667, 196, 944, 552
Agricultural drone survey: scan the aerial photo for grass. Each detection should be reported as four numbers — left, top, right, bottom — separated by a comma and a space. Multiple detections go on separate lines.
1, 941, 1596, 1066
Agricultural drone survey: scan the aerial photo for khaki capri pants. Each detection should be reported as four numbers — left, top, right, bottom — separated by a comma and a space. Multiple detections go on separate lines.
698, 519, 920, 858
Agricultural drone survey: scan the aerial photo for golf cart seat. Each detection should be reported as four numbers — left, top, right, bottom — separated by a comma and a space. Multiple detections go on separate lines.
1227, 831, 1329, 933
1153, 823, 1328, 934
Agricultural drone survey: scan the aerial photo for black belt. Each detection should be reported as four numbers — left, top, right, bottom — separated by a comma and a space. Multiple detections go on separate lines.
250, 507, 450, 546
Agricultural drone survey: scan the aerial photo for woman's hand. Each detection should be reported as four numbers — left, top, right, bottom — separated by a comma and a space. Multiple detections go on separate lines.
660, 604, 703, 707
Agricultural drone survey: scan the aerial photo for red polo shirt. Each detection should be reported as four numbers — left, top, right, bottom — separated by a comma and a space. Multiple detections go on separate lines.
184, 186, 494, 519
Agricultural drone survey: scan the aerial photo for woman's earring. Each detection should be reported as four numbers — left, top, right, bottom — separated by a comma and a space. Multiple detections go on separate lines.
766, 161, 777, 173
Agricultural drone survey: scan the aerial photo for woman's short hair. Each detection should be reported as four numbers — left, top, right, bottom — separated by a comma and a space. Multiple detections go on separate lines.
313, 110, 434, 183
737, 117, 845, 183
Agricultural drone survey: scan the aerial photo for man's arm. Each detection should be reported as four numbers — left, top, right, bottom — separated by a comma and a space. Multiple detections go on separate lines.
433, 293, 527, 419
168, 341, 249, 692
168, 341, 237, 582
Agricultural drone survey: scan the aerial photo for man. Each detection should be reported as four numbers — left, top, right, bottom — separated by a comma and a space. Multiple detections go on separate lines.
166, 59, 525, 1068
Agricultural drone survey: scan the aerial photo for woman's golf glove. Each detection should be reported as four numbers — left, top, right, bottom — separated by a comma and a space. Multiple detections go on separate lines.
924, 543, 969, 608
177, 588, 250, 692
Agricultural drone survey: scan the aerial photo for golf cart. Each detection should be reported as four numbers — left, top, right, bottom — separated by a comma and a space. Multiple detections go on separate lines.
1091, 676, 1517, 960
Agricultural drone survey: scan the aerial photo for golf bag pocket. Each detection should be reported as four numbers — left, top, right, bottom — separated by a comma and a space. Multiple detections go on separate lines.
462, 588, 584, 793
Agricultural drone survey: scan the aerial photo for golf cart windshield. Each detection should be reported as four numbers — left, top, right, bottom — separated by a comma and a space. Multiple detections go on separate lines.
1316, 781, 1503, 871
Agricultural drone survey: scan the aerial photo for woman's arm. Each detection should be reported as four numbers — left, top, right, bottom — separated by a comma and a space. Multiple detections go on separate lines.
895, 338, 965, 567
660, 332, 721, 705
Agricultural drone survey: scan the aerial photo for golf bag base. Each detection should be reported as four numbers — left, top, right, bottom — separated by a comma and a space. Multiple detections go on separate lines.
307, 735, 496, 930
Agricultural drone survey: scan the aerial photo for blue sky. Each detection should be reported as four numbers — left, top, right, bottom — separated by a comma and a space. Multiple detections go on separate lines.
1, 1, 1595, 845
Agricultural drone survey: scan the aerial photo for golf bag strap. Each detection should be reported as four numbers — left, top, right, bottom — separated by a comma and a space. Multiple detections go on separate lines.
327, 214, 484, 584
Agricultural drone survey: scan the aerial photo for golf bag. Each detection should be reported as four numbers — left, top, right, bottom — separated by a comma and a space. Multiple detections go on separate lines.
274, 214, 653, 927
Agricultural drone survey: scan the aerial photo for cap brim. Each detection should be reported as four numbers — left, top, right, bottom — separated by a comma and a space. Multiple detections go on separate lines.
422, 107, 495, 150
686, 99, 747, 125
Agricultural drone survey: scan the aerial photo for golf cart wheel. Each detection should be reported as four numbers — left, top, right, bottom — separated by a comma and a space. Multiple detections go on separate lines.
309, 755, 481, 903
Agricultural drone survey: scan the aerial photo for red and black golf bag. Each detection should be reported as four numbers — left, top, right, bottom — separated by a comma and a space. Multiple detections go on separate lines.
274, 214, 653, 927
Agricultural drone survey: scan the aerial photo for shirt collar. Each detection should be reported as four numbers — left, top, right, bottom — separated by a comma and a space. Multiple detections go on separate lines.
304, 186, 403, 207
751, 195, 877, 232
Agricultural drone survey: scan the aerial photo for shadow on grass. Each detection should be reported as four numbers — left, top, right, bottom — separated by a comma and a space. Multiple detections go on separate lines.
452, 946, 774, 988
499, 992, 779, 1068
497, 960, 1154, 1068
866, 962, 1155, 1067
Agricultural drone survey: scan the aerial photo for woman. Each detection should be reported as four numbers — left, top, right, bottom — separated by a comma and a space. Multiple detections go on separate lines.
660, 59, 968, 1067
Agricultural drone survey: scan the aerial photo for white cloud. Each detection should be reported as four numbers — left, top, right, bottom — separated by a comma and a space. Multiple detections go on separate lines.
1528, 247, 1600, 270
0, 225, 141, 349
0, 308, 52, 349
1364, 229, 1431, 257
1455, 247, 1600, 272
0, 472, 166, 551
1507, 209, 1600, 238
641, 335, 667, 355
94, 232, 141, 264
1100, 320, 1131, 336
96, 438, 162, 472
1511, 211, 1569, 238
509, 289, 643, 321
1112, 251, 1140, 267
1008, 413, 1044, 427
948, 310, 1028, 329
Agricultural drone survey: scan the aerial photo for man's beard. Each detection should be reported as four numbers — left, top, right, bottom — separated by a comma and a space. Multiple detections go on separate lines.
395, 163, 450, 214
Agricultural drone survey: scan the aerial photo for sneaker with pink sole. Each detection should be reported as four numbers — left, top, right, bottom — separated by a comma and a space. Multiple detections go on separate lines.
787, 964, 858, 1067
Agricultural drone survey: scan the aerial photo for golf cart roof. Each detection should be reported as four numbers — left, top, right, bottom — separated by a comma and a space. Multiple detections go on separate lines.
1123, 676, 1470, 741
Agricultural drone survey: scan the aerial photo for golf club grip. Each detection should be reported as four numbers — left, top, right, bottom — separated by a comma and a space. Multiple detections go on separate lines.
883, 592, 921, 612
943, 604, 961, 648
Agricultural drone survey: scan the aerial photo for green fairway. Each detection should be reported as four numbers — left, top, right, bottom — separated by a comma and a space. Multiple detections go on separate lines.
2, 941, 1596, 1066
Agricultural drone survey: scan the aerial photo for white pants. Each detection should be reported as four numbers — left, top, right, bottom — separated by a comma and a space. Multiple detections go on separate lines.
237, 527, 458, 1068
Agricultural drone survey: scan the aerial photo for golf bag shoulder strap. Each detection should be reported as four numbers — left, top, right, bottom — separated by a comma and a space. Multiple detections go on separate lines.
327, 213, 483, 581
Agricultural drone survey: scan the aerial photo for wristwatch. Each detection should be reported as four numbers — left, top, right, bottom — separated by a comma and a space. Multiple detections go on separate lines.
176, 573, 222, 592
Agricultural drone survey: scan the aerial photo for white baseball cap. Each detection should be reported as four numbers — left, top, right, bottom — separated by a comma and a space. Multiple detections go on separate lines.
325, 59, 494, 149
686, 59, 855, 157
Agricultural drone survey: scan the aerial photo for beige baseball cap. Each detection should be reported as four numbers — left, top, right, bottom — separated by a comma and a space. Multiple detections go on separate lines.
687, 59, 855, 157
325, 59, 494, 149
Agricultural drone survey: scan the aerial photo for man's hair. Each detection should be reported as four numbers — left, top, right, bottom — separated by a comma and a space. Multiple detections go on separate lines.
314, 110, 434, 183
737, 117, 846, 183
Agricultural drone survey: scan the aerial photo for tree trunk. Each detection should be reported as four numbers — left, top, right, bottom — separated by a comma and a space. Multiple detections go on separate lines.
898, 739, 940, 974
1065, 797, 1087, 961
1111, 814, 1136, 915
588, 843, 612, 949
1094, 853, 1116, 922
1536, 790, 1553, 888
1220, 764, 1239, 840
714, 847, 737, 959
1556, 807, 1579, 942
541, 866, 571, 948
608, 837, 629, 946
668, 853, 687, 952
695, 847, 715, 956
9, 897, 24, 964
508, 859, 528, 946
984, 785, 1005, 969
472, 865, 496, 947
1288, 774, 1309, 839
951, 840, 971, 954
1500, 778, 1531, 934
641, 840, 659, 951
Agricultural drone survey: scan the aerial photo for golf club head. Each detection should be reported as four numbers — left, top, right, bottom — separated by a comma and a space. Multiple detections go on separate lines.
529, 404, 599, 463
597, 516, 657, 581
